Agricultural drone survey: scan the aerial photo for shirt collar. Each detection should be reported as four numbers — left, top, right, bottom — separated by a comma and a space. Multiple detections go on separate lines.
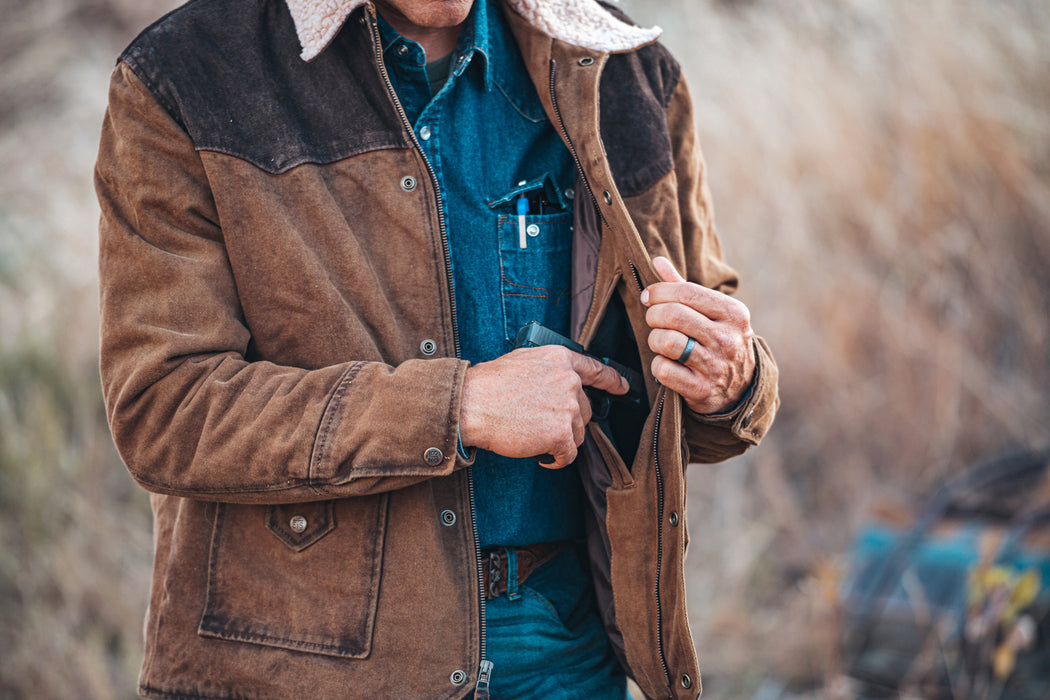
376, 0, 494, 90
285, 0, 662, 63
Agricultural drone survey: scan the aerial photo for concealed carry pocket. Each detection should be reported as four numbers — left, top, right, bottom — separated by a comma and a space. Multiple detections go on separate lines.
199, 496, 388, 658
490, 174, 574, 343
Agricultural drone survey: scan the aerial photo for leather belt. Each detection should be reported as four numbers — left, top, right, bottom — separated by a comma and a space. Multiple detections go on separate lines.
481, 541, 566, 600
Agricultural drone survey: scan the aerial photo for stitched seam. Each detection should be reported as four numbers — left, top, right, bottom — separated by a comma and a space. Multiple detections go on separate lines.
195, 140, 410, 175
309, 362, 364, 487
119, 56, 186, 132
447, 363, 462, 456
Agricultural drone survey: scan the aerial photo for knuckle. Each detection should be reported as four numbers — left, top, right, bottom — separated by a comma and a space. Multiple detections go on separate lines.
647, 329, 664, 353
645, 304, 666, 328
727, 297, 751, 326
651, 356, 669, 381
685, 285, 705, 308
669, 303, 692, 329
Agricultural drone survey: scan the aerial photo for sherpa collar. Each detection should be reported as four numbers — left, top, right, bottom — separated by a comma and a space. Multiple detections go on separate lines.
284, 0, 662, 62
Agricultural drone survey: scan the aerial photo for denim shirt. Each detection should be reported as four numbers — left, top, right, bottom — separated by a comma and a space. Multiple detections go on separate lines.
378, 0, 580, 548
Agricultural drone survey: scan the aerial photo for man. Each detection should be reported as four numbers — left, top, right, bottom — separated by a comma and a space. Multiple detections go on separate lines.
95, 0, 778, 697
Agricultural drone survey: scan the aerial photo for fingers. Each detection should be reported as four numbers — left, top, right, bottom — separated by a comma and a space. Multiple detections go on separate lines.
568, 350, 630, 395
539, 356, 594, 469
650, 354, 698, 395
642, 258, 750, 326
648, 327, 706, 367
652, 255, 687, 283
544, 441, 579, 470
577, 385, 593, 426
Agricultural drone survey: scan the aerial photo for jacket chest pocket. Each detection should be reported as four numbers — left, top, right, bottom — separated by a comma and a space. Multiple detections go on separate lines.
199, 496, 388, 658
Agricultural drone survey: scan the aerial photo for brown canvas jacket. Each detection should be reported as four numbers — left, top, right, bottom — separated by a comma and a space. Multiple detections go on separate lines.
95, 0, 779, 698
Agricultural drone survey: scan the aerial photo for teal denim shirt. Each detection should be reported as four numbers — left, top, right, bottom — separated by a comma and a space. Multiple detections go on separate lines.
379, 0, 581, 548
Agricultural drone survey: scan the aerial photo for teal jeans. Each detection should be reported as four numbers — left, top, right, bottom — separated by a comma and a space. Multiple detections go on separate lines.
484, 546, 628, 699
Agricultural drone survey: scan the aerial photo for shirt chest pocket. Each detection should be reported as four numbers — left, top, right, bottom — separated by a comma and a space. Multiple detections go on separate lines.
490, 176, 574, 343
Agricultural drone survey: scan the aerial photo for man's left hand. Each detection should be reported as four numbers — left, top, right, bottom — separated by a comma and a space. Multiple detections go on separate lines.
641, 256, 756, 415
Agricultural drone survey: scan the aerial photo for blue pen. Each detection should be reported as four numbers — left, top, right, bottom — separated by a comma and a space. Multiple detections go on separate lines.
516, 195, 529, 249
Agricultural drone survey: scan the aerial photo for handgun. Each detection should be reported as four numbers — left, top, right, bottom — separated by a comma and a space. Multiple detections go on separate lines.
513, 321, 646, 411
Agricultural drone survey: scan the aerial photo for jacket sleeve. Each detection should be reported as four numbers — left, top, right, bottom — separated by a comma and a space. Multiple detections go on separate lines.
96, 62, 474, 504
664, 76, 780, 462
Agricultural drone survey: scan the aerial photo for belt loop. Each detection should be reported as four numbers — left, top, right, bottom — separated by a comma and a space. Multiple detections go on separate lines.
503, 546, 521, 601
486, 551, 502, 599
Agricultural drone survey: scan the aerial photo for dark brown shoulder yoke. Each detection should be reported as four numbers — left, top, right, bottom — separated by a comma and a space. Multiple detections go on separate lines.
118, 0, 408, 174
597, 2, 683, 197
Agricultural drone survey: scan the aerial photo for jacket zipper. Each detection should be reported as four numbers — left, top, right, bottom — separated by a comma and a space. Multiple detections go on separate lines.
652, 391, 673, 694
548, 59, 606, 233
549, 56, 673, 696
364, 10, 489, 693
549, 58, 646, 307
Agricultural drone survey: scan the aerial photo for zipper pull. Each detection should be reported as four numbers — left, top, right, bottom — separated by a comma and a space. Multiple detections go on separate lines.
474, 659, 493, 700
516, 195, 529, 249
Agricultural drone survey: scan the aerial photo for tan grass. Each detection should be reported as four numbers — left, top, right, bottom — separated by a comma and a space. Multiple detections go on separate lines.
618, 0, 1050, 693
2, 0, 1049, 696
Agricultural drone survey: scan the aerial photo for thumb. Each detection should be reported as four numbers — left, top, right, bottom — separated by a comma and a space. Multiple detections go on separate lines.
652, 256, 687, 284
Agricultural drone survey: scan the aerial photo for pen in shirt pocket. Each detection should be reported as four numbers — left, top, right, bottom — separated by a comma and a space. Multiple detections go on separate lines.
517, 195, 529, 249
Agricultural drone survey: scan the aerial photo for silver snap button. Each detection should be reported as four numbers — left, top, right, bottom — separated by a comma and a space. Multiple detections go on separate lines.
578, 56, 595, 66
289, 515, 307, 533
526, 223, 540, 237
423, 447, 444, 466
564, 187, 574, 201
682, 673, 692, 689
741, 410, 754, 429
400, 176, 417, 192
669, 511, 679, 527
450, 670, 466, 686
440, 509, 456, 526
419, 125, 431, 141
396, 44, 410, 56
420, 338, 437, 356
603, 190, 612, 205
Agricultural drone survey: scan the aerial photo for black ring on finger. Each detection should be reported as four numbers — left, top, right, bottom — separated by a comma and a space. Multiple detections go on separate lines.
677, 337, 696, 364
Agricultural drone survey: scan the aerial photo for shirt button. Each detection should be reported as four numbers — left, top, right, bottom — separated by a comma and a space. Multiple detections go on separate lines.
440, 509, 457, 526
419, 125, 431, 141
450, 670, 466, 686
400, 175, 417, 192
423, 447, 444, 466
289, 515, 308, 533
526, 223, 540, 237
396, 43, 410, 57
420, 338, 437, 356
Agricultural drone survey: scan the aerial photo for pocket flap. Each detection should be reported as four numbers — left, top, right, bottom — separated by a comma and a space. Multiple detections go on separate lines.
267, 502, 335, 551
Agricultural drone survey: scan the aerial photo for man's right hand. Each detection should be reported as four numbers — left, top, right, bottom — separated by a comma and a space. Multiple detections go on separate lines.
458, 346, 630, 469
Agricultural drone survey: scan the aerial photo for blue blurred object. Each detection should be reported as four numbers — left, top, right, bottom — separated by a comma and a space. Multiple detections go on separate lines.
841, 449, 1050, 700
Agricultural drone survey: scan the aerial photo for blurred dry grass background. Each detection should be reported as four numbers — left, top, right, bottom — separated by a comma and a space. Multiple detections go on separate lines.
1, 0, 1048, 697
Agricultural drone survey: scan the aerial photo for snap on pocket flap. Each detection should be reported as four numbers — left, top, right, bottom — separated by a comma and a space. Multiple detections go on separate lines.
201, 497, 387, 659
267, 502, 335, 551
